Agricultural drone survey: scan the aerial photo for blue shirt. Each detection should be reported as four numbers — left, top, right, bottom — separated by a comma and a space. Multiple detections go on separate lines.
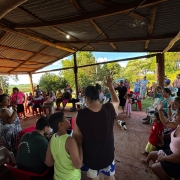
133, 82, 140, 92
140, 80, 149, 89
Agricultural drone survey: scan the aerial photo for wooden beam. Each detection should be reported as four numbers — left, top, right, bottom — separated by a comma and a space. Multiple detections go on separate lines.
90, 0, 145, 21
18, 4, 95, 50
69, 0, 85, 14
89, 19, 118, 50
0, 0, 27, 19
0, 24, 75, 53
8, 46, 49, 73
33, 53, 157, 74
14, 0, 166, 29
29, 73, 34, 95
0, 65, 34, 69
0, 57, 47, 65
0, 45, 58, 59
145, 6, 157, 49
54, 33, 177, 44
73, 53, 79, 98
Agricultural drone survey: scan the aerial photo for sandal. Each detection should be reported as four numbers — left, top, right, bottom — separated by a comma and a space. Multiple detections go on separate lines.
140, 159, 151, 168
141, 151, 149, 156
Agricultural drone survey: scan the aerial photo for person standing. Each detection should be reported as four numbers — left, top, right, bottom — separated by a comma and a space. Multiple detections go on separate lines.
10, 87, 26, 118
133, 79, 140, 93
73, 76, 119, 180
124, 79, 130, 91
115, 81, 127, 114
173, 74, 180, 96
140, 76, 149, 99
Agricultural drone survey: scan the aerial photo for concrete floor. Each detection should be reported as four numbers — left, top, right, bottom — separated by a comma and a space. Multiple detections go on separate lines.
0, 107, 158, 180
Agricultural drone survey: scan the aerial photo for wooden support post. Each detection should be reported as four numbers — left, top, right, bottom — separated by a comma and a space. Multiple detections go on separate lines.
29, 73, 34, 95
0, 78, 5, 93
156, 53, 165, 88
73, 53, 78, 99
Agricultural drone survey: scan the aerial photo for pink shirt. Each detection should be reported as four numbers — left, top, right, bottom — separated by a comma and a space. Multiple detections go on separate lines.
10, 91, 25, 104
170, 125, 180, 154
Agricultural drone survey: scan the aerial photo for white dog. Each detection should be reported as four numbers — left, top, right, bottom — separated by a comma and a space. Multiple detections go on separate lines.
117, 120, 127, 130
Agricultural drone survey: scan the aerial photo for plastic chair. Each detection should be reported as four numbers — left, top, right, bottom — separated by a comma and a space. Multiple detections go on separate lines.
4, 163, 52, 180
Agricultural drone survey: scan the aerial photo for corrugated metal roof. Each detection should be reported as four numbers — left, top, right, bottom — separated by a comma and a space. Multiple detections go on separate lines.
0, 0, 179, 74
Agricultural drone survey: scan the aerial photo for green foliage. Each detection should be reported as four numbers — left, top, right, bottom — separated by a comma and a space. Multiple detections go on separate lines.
39, 73, 67, 92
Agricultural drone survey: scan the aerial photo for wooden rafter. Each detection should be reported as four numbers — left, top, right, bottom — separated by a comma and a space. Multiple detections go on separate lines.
8, 46, 50, 73
145, 6, 157, 49
0, 65, 35, 69
89, 19, 118, 50
14, 0, 166, 29
90, 0, 145, 21
69, 0, 85, 14
53, 33, 177, 44
17, 5, 95, 51
0, 45, 58, 59
0, 57, 47, 65
0, 24, 75, 53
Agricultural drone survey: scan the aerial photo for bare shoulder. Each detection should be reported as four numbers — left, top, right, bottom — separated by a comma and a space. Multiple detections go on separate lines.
66, 136, 76, 146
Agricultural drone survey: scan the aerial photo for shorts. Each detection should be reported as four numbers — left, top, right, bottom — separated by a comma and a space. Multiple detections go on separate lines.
81, 160, 115, 178
17, 104, 24, 113
140, 88, 146, 98
161, 149, 180, 178
145, 142, 157, 153
56, 98, 62, 103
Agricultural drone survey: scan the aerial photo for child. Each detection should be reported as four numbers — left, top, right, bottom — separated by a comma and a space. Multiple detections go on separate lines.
141, 111, 164, 157
124, 93, 132, 117
45, 112, 82, 180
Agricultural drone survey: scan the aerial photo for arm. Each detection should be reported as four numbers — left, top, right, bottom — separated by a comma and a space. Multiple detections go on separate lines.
167, 101, 173, 118
157, 134, 164, 147
157, 102, 178, 129
45, 142, 54, 166
158, 153, 180, 163
1, 106, 17, 124
66, 137, 83, 169
104, 76, 119, 115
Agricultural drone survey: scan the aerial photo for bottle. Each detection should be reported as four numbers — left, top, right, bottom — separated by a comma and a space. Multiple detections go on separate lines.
9, 152, 16, 164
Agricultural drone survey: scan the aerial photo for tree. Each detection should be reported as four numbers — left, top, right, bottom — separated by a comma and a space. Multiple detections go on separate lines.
39, 73, 67, 92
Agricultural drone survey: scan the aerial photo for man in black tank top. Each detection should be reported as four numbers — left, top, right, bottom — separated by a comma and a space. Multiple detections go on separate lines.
73, 76, 119, 179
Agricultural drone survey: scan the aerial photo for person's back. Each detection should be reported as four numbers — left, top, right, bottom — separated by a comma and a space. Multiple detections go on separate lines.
16, 117, 50, 174
77, 103, 115, 169
17, 131, 48, 173
50, 134, 80, 180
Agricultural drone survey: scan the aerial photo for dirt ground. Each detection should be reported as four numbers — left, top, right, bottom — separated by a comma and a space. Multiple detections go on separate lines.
0, 107, 158, 180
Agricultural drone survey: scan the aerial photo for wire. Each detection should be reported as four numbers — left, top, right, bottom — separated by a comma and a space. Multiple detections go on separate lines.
78, 0, 147, 51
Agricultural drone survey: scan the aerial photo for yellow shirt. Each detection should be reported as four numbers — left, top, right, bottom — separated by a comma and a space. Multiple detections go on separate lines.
56, 92, 63, 99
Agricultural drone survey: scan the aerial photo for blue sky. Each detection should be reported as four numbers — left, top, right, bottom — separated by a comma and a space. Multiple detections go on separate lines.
9, 52, 147, 85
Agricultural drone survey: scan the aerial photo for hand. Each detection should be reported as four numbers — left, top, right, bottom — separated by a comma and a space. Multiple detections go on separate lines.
157, 142, 164, 147
157, 102, 163, 111
168, 100, 173, 109
104, 76, 113, 88
12, 105, 17, 112
156, 154, 166, 162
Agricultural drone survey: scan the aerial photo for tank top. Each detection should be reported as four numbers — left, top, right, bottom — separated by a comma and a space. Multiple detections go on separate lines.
50, 134, 80, 180
170, 125, 180, 154
76, 103, 116, 170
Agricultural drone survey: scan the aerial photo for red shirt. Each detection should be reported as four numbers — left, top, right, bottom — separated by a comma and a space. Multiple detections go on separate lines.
149, 122, 164, 146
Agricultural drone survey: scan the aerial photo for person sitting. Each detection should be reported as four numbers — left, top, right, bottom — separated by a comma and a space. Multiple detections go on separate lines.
142, 88, 172, 124
32, 92, 43, 116
17, 117, 52, 178
147, 82, 156, 99
56, 89, 63, 110
45, 112, 82, 180
0, 94, 22, 155
141, 111, 164, 156
43, 91, 56, 116
141, 104, 180, 180
62, 89, 72, 111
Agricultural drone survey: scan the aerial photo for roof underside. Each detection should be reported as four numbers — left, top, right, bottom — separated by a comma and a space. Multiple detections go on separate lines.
0, 0, 179, 74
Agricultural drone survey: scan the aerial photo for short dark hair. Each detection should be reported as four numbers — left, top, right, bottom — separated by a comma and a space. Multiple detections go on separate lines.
163, 88, 171, 95
48, 112, 64, 133
85, 86, 99, 101
36, 117, 49, 130
154, 111, 160, 121
95, 83, 101, 90
174, 97, 180, 104
0, 94, 9, 103
13, 87, 19, 91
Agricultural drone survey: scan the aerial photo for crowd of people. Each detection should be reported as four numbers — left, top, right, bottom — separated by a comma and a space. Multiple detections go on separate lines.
0, 73, 180, 179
